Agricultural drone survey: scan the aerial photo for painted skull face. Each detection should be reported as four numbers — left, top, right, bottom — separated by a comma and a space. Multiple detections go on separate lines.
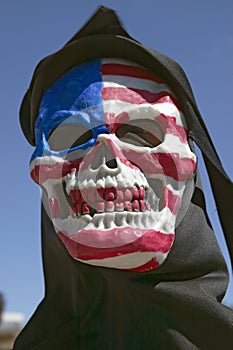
30, 59, 196, 272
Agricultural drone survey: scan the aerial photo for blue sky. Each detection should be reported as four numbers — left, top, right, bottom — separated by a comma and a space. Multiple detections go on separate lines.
0, 0, 232, 325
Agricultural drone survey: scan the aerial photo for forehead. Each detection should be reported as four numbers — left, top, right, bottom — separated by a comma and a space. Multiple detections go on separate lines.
38, 58, 174, 118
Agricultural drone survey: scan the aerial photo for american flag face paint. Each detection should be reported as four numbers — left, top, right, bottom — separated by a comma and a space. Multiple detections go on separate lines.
30, 59, 197, 272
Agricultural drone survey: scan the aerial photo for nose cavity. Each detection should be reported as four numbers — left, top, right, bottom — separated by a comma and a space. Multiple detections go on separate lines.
91, 142, 118, 170
106, 159, 117, 169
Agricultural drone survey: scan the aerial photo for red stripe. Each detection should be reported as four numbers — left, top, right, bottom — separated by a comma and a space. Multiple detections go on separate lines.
31, 150, 195, 184
162, 187, 182, 214
104, 111, 188, 144
104, 112, 130, 134
156, 114, 188, 143
101, 63, 164, 83
30, 158, 82, 184
102, 87, 173, 105
121, 151, 196, 181
58, 229, 174, 260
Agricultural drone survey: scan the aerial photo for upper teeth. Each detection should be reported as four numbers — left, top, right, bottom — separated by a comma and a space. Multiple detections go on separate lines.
69, 186, 153, 216
70, 186, 145, 203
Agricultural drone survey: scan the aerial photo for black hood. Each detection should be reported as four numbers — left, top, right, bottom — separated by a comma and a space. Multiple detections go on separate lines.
14, 6, 233, 349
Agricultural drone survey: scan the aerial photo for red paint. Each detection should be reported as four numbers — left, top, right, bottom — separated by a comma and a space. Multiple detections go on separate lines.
97, 202, 105, 212
105, 188, 116, 201
102, 87, 174, 105
139, 200, 145, 212
162, 187, 182, 214
70, 190, 77, 204
139, 187, 145, 200
132, 186, 139, 200
101, 63, 164, 83
49, 198, 60, 218
58, 228, 174, 260
156, 114, 188, 143
115, 202, 124, 211
125, 201, 132, 211
30, 157, 82, 184
124, 188, 133, 201
116, 189, 124, 201
75, 203, 82, 215
82, 203, 90, 215
106, 201, 114, 211
122, 151, 196, 181
133, 200, 140, 211
104, 112, 130, 134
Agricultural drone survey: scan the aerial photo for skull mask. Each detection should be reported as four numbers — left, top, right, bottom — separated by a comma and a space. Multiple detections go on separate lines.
30, 59, 197, 272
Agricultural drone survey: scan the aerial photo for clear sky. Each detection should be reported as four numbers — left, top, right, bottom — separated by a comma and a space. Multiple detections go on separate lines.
0, 0, 232, 325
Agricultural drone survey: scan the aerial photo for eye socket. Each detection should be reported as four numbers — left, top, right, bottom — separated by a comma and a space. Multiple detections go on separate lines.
116, 119, 163, 148
48, 124, 93, 151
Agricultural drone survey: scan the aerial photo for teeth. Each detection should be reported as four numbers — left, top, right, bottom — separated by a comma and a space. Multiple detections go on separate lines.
132, 186, 139, 200
105, 175, 117, 188
68, 186, 151, 214
79, 179, 88, 190
72, 159, 150, 190
106, 201, 114, 212
139, 187, 145, 200
105, 188, 116, 201
53, 208, 174, 235
146, 202, 151, 211
139, 200, 145, 212
65, 168, 77, 192
92, 214, 102, 228
83, 203, 90, 215
132, 212, 140, 227
124, 188, 133, 201
96, 178, 105, 188
124, 201, 132, 211
115, 212, 125, 226
125, 212, 131, 225
89, 200, 149, 214
133, 200, 140, 212
104, 213, 115, 229
116, 189, 124, 201
115, 201, 124, 212
115, 173, 125, 187
97, 202, 105, 213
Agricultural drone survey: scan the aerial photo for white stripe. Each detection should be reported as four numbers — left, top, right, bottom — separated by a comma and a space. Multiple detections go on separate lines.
102, 98, 186, 127
150, 134, 195, 156
30, 155, 64, 169
102, 78, 172, 95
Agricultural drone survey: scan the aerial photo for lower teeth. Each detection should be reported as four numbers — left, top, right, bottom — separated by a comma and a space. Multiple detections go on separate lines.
57, 210, 160, 232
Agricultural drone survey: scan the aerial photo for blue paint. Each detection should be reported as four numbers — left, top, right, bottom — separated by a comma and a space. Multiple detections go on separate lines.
31, 60, 111, 161
39, 60, 102, 116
